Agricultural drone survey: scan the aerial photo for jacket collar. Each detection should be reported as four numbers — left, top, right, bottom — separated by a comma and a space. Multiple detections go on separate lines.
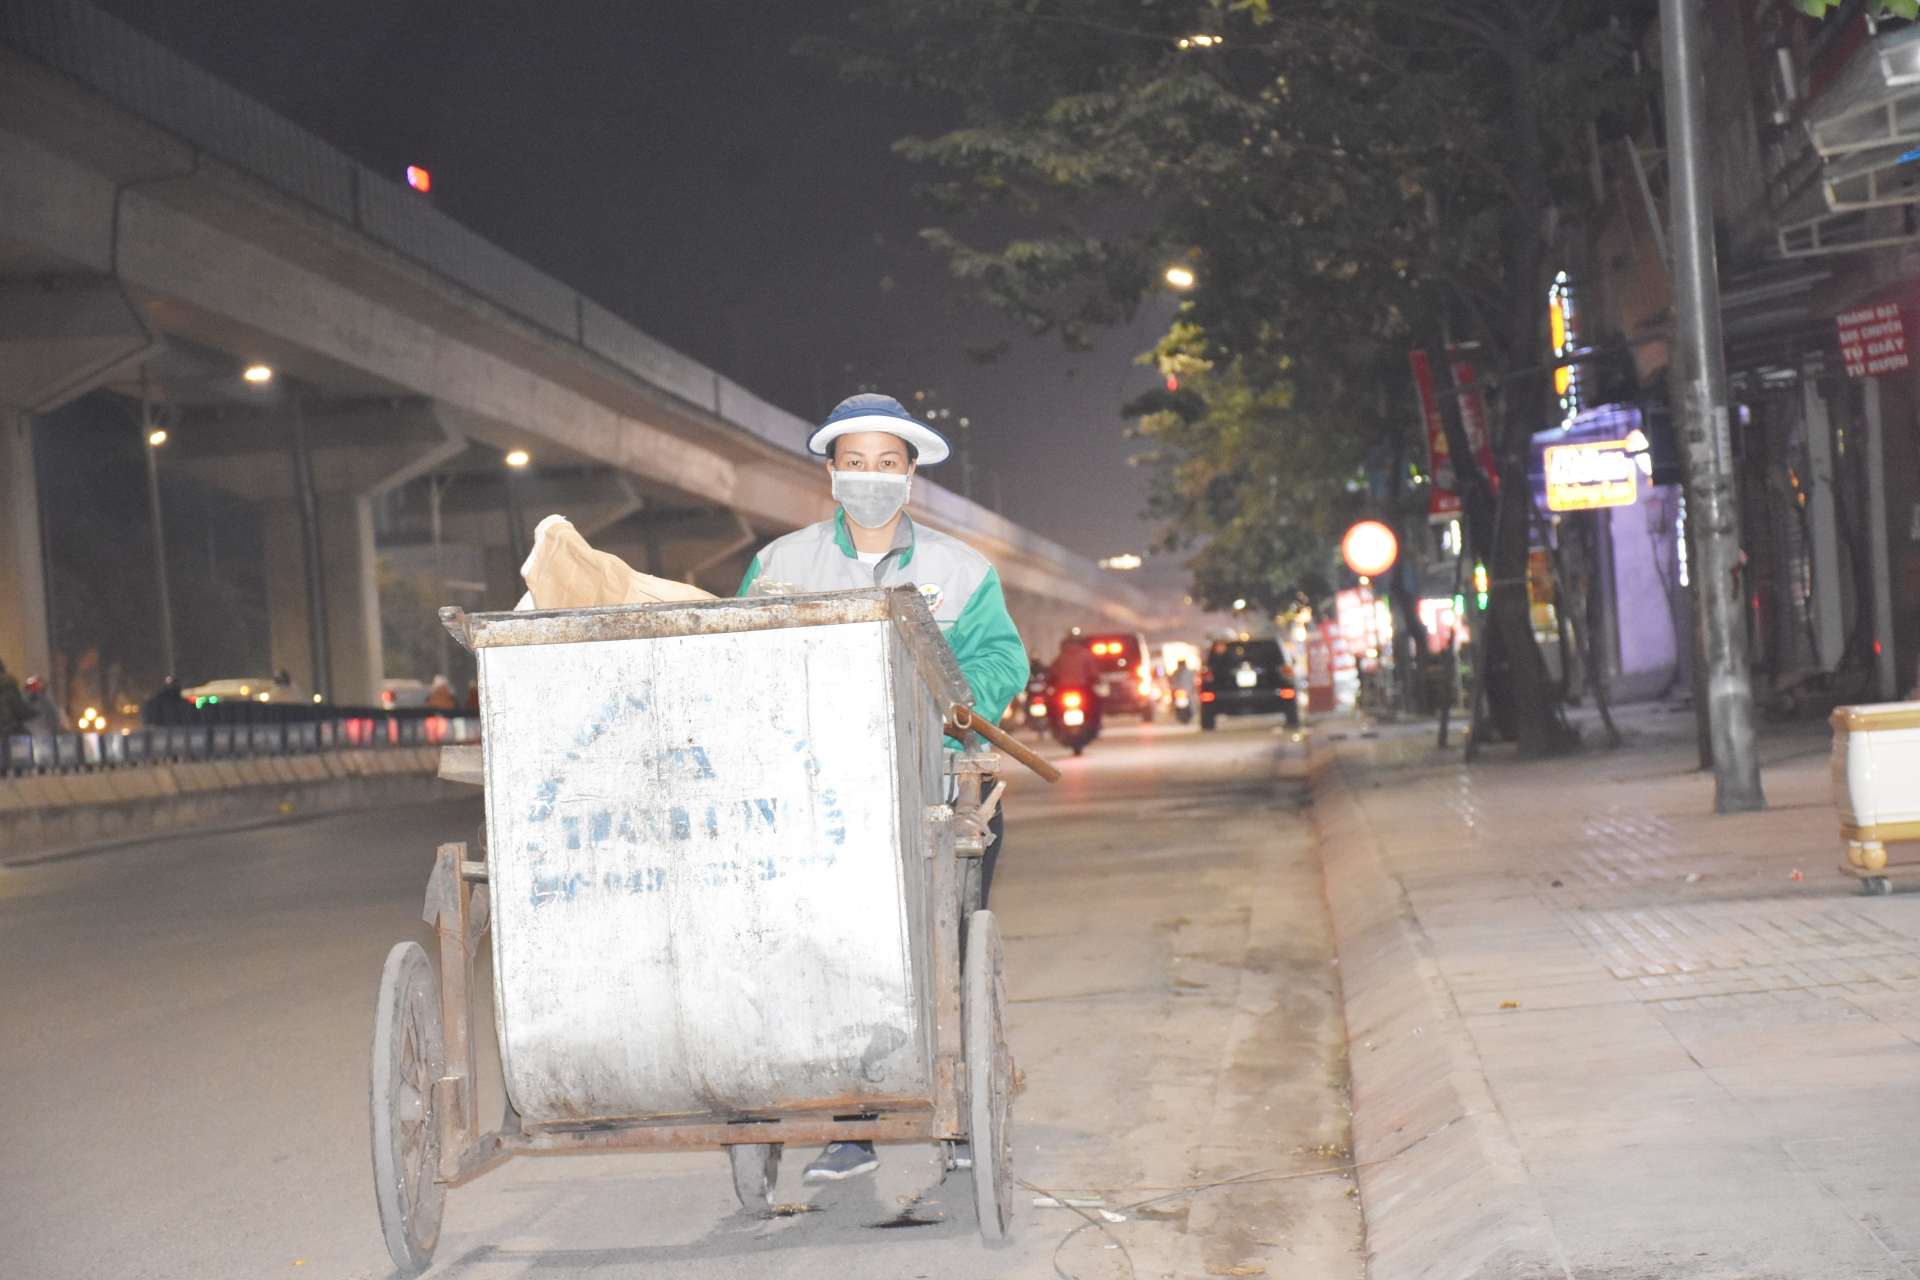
833, 508, 916, 569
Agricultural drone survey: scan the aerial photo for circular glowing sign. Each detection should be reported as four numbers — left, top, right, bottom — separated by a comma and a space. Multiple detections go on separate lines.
1341, 520, 1399, 577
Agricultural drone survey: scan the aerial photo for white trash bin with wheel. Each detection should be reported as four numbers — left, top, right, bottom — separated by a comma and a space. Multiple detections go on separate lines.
1832, 700, 1920, 895
366, 587, 1033, 1273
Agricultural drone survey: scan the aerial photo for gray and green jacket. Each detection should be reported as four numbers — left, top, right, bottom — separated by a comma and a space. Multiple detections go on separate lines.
736, 510, 1029, 719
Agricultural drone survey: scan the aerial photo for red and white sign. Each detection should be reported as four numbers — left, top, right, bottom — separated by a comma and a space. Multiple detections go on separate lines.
1335, 586, 1391, 674
1837, 302, 1908, 378
1305, 628, 1335, 713
1410, 350, 1458, 521
1409, 349, 1499, 522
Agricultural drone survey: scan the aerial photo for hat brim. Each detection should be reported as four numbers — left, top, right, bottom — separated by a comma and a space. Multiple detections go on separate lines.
807, 414, 950, 465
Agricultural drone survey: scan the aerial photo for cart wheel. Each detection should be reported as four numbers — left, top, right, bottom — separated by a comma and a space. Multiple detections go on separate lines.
726, 1143, 782, 1214
370, 942, 445, 1276
1865, 876, 1894, 896
964, 909, 1013, 1241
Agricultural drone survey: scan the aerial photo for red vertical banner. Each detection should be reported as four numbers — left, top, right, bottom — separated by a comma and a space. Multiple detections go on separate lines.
1305, 627, 1335, 713
1448, 349, 1500, 496
1409, 350, 1458, 521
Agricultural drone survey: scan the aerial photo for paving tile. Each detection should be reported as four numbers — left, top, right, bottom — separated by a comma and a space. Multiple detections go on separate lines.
1332, 711, 1920, 1278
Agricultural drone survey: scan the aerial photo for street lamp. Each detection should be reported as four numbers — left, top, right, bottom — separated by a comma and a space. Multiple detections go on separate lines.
243, 364, 273, 384
1341, 520, 1399, 578
1165, 266, 1195, 290
141, 391, 177, 680
505, 449, 530, 467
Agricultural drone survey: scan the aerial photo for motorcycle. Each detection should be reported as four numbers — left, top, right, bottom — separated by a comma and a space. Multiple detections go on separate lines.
1047, 683, 1103, 755
1171, 685, 1193, 725
1021, 671, 1051, 739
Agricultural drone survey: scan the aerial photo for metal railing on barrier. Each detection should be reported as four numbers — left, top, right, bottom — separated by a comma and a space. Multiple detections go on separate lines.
3, 711, 479, 777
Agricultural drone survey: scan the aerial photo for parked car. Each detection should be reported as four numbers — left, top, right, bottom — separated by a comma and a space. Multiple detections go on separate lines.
381, 678, 430, 709
181, 674, 308, 707
1200, 638, 1299, 730
1079, 631, 1159, 722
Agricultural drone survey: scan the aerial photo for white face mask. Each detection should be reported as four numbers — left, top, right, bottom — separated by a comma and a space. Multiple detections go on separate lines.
833, 470, 912, 529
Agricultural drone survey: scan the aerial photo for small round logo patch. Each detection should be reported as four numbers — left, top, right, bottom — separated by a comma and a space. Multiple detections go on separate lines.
918, 582, 945, 613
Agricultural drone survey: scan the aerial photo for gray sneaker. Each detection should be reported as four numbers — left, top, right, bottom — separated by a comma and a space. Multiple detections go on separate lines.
803, 1141, 879, 1182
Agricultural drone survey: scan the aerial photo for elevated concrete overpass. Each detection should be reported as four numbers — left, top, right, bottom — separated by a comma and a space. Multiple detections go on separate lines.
0, 0, 1159, 705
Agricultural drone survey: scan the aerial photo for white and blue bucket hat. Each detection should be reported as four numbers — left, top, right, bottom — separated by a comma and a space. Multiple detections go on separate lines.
806, 393, 951, 465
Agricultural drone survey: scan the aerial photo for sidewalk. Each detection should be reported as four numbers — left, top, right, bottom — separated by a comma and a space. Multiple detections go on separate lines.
1314, 705, 1920, 1280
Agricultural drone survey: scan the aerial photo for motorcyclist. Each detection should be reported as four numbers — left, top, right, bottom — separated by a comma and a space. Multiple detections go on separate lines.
735, 392, 1027, 1186
142, 676, 190, 726
22, 675, 67, 733
1169, 659, 1195, 698
1046, 635, 1106, 740
1168, 658, 1195, 722
0, 660, 32, 739
1048, 635, 1102, 693
425, 674, 457, 711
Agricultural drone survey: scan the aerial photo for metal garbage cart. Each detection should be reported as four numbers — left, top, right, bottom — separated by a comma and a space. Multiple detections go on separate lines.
366, 587, 1045, 1274
1832, 700, 1920, 894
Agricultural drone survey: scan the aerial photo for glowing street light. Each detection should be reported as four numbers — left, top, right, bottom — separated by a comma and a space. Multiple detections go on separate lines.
1177, 34, 1222, 48
147, 428, 167, 447
1165, 265, 1195, 290
1099, 554, 1143, 570
1341, 520, 1399, 578
505, 450, 530, 467
243, 364, 273, 384
1232, 598, 1247, 611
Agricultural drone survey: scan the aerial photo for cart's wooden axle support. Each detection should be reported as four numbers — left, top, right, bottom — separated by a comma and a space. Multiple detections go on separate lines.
424, 842, 487, 1183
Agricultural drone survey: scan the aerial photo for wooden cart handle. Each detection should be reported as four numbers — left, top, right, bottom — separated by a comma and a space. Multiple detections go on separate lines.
947, 704, 1062, 783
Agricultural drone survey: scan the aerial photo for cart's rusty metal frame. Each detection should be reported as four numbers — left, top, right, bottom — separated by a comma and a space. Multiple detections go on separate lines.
421, 587, 1012, 1188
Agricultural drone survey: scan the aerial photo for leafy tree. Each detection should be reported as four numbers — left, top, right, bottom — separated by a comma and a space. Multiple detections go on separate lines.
808, 0, 1649, 754
1793, 0, 1916, 17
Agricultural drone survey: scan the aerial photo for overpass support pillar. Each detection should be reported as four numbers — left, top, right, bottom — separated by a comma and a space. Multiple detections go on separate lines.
0, 281, 158, 685
178, 399, 462, 708
0, 412, 50, 681
259, 493, 385, 706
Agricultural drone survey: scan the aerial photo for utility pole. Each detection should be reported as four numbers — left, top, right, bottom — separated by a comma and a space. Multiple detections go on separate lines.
429, 475, 448, 679
288, 387, 333, 703
1660, 0, 1765, 812
140, 384, 176, 681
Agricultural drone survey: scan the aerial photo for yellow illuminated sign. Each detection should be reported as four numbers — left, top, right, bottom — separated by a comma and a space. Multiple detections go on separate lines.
1544, 438, 1637, 512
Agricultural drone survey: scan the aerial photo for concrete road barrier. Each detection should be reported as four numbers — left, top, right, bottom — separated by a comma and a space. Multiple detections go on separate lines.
0, 747, 470, 864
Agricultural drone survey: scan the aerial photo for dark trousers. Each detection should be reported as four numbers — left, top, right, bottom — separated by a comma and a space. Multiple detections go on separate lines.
980, 805, 1004, 907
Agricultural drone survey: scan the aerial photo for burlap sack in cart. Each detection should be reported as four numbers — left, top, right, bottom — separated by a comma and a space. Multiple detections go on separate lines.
519, 514, 715, 609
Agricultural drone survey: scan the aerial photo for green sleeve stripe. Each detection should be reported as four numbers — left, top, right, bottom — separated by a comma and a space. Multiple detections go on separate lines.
734, 555, 763, 598
946, 567, 1029, 720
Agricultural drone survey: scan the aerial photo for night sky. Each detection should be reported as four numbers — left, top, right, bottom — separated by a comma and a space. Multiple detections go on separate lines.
96, 0, 1178, 583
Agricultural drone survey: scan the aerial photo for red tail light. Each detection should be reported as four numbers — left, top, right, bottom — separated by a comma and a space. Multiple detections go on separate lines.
1200, 691, 1216, 702
1280, 687, 1296, 699
1062, 691, 1083, 709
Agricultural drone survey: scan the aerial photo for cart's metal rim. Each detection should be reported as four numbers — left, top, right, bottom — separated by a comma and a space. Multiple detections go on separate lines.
441, 586, 972, 709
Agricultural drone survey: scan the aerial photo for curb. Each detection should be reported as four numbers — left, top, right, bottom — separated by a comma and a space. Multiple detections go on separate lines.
1309, 741, 1569, 1280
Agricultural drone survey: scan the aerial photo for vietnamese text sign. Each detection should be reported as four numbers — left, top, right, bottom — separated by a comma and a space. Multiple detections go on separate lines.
1409, 348, 1499, 523
1543, 439, 1638, 512
1837, 303, 1908, 378
1409, 350, 1459, 521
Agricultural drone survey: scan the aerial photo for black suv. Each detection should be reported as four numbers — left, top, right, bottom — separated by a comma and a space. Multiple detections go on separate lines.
1200, 638, 1299, 730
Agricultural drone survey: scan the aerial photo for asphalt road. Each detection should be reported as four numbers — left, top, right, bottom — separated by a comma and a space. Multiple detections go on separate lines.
0, 716, 1362, 1280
